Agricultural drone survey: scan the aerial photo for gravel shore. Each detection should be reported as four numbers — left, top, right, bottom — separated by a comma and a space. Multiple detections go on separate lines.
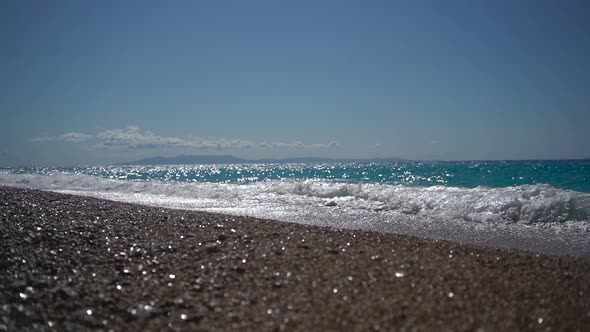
1, 186, 589, 331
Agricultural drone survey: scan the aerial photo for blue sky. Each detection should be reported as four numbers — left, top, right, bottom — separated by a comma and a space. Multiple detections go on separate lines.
1, 0, 589, 166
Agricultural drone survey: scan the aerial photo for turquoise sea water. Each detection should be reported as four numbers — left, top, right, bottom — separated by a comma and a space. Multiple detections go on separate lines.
6, 160, 590, 192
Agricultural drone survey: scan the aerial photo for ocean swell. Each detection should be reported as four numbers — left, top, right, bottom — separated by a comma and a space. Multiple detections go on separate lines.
1, 173, 589, 229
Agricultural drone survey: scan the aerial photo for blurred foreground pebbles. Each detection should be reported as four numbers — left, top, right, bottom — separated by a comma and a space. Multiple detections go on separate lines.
0, 186, 589, 331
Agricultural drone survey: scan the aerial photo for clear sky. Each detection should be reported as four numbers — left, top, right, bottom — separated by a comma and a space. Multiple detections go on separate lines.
1, 0, 589, 166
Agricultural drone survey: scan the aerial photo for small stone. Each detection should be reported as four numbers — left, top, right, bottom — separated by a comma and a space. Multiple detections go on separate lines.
10, 280, 27, 289
204, 242, 220, 253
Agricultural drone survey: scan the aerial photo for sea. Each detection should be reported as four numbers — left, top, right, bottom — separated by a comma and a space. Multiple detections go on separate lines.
1, 160, 589, 256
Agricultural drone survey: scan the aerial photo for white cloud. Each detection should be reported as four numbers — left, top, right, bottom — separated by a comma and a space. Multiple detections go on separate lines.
31, 132, 93, 143
325, 141, 339, 148
96, 126, 188, 149
95, 127, 338, 151
34, 126, 339, 151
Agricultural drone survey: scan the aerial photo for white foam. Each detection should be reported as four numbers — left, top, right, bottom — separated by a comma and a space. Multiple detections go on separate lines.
2, 173, 589, 256
2, 173, 589, 226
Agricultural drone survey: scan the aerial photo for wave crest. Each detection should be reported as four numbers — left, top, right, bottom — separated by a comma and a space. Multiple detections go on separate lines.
1, 173, 589, 227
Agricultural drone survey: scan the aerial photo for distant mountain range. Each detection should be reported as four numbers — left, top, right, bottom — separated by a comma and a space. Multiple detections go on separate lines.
116, 154, 407, 165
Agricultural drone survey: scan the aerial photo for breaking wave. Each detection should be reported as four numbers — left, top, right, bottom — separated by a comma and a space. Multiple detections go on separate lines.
1, 173, 589, 228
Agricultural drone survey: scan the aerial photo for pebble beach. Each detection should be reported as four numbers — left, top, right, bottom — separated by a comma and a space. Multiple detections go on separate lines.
1, 186, 589, 331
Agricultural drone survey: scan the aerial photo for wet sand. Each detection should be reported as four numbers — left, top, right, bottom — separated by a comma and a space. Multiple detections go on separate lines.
1, 185, 589, 331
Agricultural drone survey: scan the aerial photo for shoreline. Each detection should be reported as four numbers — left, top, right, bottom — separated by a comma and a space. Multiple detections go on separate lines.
1, 185, 589, 331
2, 172, 589, 258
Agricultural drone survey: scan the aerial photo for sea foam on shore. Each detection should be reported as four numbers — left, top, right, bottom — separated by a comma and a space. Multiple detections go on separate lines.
1, 171, 589, 257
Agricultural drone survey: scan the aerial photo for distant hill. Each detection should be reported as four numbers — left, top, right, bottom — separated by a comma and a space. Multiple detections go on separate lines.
117, 154, 407, 165
116, 155, 246, 165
